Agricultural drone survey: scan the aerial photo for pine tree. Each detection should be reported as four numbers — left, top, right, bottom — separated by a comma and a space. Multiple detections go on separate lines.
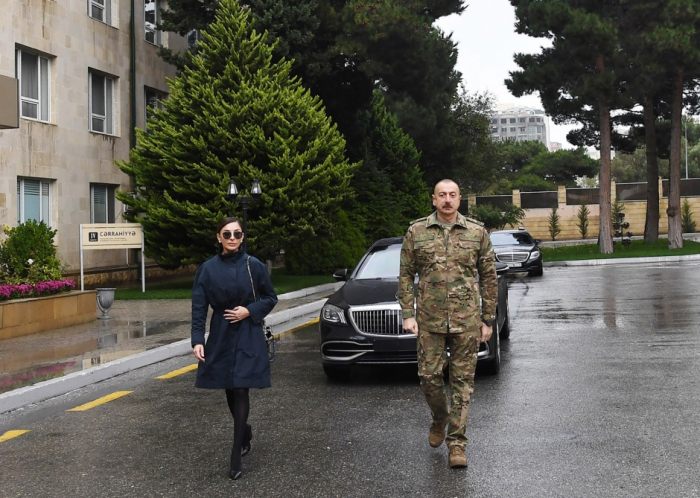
118, 0, 356, 268
351, 93, 431, 241
576, 204, 590, 240
548, 206, 561, 241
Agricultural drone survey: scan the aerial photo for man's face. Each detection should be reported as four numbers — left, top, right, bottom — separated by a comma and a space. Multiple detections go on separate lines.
432, 181, 461, 218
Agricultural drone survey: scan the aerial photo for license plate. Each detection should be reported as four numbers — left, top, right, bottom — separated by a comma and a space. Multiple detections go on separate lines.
507, 263, 522, 268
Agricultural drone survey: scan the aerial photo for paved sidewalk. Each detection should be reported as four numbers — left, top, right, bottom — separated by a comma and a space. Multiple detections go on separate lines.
0, 283, 340, 400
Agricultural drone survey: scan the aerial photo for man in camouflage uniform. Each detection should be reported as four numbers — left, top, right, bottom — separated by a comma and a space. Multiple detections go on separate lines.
399, 179, 498, 469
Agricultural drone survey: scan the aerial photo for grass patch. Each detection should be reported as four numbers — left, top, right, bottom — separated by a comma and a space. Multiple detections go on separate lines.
115, 268, 335, 300
542, 239, 700, 262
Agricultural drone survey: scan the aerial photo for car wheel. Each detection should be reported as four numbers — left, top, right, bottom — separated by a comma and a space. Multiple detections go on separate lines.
482, 320, 500, 375
499, 303, 511, 340
323, 364, 350, 381
529, 266, 543, 277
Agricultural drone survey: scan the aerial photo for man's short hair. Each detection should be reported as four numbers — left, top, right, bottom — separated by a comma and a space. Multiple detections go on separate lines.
433, 179, 460, 194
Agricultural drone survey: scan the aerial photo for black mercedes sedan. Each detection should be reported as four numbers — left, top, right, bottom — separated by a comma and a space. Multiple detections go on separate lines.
490, 228, 543, 277
319, 237, 510, 379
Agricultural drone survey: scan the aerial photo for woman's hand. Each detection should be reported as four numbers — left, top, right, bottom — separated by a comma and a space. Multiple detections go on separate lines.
193, 344, 205, 362
224, 306, 250, 324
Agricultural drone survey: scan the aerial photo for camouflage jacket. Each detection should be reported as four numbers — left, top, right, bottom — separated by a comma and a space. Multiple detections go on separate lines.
398, 211, 498, 335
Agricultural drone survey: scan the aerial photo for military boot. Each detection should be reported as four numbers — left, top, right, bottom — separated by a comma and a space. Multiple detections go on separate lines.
448, 446, 467, 468
429, 422, 446, 448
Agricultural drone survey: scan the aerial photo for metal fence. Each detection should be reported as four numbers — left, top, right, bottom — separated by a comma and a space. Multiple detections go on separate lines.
616, 183, 647, 201
566, 188, 599, 206
475, 195, 513, 210
661, 178, 700, 198
520, 191, 558, 209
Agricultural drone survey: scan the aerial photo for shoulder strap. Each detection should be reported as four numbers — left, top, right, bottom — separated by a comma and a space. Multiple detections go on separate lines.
247, 256, 258, 302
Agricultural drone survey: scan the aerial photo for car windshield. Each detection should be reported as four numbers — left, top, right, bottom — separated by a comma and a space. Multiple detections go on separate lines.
354, 244, 401, 279
490, 232, 535, 246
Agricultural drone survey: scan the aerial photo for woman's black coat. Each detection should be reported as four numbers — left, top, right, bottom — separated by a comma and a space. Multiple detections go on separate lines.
191, 251, 278, 389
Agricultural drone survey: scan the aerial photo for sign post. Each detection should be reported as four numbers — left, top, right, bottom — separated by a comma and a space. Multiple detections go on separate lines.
79, 223, 145, 292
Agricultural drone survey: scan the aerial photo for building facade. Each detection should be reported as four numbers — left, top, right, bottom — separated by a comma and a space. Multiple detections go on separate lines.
0, 0, 186, 277
490, 104, 551, 150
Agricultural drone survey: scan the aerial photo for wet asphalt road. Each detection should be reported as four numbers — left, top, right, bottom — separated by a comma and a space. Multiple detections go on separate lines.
1, 262, 700, 497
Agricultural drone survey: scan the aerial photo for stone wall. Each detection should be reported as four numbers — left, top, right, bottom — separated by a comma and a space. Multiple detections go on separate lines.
471, 181, 700, 241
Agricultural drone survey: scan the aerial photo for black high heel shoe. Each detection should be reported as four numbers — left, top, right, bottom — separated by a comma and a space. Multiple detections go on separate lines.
229, 469, 243, 480
241, 424, 252, 457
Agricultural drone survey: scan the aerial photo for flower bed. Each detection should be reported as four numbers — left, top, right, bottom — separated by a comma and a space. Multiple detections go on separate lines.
0, 279, 76, 302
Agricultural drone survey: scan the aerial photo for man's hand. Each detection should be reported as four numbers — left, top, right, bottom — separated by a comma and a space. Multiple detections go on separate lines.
480, 323, 493, 343
403, 317, 418, 335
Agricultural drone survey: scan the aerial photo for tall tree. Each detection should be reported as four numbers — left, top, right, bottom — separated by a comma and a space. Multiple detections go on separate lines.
507, 0, 631, 254
118, 0, 356, 268
653, 1, 700, 249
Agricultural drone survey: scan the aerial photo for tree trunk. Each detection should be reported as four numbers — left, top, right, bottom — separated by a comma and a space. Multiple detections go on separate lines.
643, 94, 659, 243
598, 101, 613, 254
595, 56, 613, 254
668, 70, 684, 249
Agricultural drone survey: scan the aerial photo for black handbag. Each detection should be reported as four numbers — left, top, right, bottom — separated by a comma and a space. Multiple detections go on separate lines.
247, 256, 277, 363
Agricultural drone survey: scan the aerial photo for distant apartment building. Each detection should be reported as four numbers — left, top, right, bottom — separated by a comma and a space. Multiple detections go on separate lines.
0, 0, 186, 278
550, 142, 562, 152
490, 104, 551, 150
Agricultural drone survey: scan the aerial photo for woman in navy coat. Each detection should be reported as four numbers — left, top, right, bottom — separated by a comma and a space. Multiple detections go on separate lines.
191, 216, 278, 480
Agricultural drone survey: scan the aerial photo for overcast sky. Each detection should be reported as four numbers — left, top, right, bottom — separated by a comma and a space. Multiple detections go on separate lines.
436, 0, 577, 148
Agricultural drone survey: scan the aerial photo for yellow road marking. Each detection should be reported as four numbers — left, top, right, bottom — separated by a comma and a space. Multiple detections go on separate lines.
276, 317, 320, 339
67, 391, 133, 412
156, 363, 198, 379
0, 430, 29, 443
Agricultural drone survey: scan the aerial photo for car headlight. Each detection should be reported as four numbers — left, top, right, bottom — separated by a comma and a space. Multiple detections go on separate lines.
528, 250, 541, 261
321, 304, 348, 324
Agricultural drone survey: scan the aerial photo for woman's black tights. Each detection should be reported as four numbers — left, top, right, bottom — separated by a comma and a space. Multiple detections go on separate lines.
225, 388, 249, 471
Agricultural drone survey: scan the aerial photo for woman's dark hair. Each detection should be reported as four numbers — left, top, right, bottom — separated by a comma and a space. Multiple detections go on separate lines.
217, 216, 241, 233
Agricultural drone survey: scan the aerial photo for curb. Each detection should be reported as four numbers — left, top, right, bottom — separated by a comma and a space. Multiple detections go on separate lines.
0, 297, 331, 415
544, 253, 700, 267
277, 282, 342, 300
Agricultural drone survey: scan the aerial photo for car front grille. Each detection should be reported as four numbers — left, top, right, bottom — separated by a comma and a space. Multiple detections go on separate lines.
350, 306, 408, 336
496, 251, 529, 263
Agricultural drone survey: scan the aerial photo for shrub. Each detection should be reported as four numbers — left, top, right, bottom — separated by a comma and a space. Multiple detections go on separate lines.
0, 221, 63, 285
682, 199, 697, 233
576, 204, 590, 240
548, 206, 561, 241
469, 203, 525, 231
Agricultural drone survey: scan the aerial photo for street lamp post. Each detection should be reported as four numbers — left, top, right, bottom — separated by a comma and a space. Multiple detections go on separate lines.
226, 178, 263, 253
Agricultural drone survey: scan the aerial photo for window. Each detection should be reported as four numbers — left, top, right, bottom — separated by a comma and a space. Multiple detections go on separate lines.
519, 127, 526, 132
17, 178, 51, 225
501, 127, 507, 133
491, 127, 498, 133
144, 87, 166, 129
529, 117, 535, 122
89, 70, 114, 134
519, 117, 525, 123
89, 0, 111, 24
536, 117, 542, 122
16, 50, 50, 122
145, 0, 161, 44
509, 118, 516, 123
510, 127, 516, 132
187, 29, 202, 49
90, 184, 116, 223
500, 118, 507, 124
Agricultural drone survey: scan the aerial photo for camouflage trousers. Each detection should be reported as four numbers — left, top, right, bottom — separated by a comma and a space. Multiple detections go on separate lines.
417, 328, 480, 449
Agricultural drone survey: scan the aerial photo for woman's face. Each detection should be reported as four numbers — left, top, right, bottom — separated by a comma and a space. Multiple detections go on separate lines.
217, 222, 244, 253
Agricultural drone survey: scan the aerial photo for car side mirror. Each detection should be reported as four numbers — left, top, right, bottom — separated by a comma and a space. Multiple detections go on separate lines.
333, 268, 349, 281
534, 239, 542, 245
